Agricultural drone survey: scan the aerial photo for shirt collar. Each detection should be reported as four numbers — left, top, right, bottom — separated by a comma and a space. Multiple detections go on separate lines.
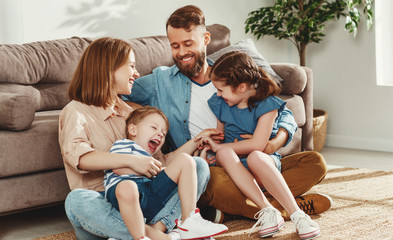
98, 97, 132, 121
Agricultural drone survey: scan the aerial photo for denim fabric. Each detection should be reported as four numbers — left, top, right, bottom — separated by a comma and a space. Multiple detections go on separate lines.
65, 157, 210, 240
105, 170, 178, 222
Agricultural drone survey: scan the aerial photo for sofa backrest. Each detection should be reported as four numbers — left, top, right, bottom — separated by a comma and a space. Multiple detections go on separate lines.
0, 24, 230, 113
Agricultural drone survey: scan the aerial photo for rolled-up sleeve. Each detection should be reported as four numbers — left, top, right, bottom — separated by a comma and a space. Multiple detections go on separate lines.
277, 107, 298, 147
58, 100, 130, 190
59, 106, 94, 174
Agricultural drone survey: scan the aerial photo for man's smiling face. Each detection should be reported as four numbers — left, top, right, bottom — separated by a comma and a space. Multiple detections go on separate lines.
167, 25, 208, 78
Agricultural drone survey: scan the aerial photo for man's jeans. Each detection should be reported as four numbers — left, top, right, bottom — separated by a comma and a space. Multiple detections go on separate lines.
64, 157, 210, 240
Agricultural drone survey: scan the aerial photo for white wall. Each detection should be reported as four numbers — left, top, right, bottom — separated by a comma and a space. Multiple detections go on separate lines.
1, 0, 392, 152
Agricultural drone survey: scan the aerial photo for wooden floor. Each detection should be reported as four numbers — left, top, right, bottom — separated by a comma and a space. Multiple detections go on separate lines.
1, 147, 392, 240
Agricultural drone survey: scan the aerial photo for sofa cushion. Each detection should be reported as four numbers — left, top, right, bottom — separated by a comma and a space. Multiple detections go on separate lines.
129, 36, 174, 77
0, 92, 35, 131
207, 39, 283, 83
0, 83, 69, 112
0, 37, 89, 85
280, 94, 306, 128
0, 169, 69, 214
0, 37, 90, 112
271, 63, 307, 95
0, 110, 63, 177
206, 24, 231, 55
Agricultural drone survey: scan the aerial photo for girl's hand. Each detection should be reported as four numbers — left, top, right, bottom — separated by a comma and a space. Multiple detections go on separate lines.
197, 136, 220, 153
195, 128, 224, 143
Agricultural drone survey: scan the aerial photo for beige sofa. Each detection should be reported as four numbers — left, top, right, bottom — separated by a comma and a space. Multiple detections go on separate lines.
0, 24, 313, 216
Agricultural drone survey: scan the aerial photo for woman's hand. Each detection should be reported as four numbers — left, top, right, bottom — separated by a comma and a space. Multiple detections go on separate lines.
130, 155, 163, 178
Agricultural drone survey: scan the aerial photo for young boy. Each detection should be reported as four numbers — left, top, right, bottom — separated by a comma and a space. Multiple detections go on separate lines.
104, 106, 228, 240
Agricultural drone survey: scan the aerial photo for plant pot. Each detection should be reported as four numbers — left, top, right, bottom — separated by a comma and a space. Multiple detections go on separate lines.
313, 109, 328, 152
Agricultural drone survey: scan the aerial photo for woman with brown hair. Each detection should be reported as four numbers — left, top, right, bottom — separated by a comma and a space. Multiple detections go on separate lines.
59, 37, 211, 240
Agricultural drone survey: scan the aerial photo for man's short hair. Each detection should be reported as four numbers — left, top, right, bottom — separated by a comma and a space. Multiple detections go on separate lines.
166, 5, 206, 32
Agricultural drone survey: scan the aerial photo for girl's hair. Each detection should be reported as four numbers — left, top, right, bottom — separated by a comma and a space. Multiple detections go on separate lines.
210, 51, 281, 109
166, 5, 206, 32
125, 106, 170, 139
68, 37, 132, 107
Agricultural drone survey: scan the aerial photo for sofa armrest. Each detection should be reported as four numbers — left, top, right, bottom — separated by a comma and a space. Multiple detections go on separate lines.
0, 92, 35, 131
271, 63, 314, 151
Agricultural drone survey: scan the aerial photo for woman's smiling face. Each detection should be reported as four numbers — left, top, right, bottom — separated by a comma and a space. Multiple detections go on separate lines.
114, 51, 140, 95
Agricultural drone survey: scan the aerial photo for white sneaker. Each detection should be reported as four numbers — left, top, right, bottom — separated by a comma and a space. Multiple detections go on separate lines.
169, 228, 181, 240
176, 208, 228, 239
291, 211, 321, 240
249, 206, 285, 238
138, 237, 151, 240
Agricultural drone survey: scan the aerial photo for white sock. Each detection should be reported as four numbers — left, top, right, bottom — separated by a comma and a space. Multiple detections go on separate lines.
290, 210, 306, 222
263, 205, 276, 211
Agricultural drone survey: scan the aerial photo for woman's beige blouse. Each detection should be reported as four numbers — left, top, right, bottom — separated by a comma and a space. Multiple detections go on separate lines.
58, 99, 133, 191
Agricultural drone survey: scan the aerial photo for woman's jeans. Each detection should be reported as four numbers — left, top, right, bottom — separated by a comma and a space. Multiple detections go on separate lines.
64, 157, 210, 240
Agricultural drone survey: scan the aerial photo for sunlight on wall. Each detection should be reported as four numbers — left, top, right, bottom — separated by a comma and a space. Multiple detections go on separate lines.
0, 0, 24, 44
375, 0, 393, 86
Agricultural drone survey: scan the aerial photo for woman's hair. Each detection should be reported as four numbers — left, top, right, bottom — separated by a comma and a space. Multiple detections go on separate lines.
68, 37, 132, 107
125, 106, 170, 139
210, 51, 281, 109
166, 5, 206, 32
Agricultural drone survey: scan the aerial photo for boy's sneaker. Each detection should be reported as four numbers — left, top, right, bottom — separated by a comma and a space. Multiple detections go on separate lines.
176, 208, 228, 240
281, 193, 333, 220
138, 237, 151, 240
249, 206, 285, 238
291, 211, 321, 240
169, 229, 181, 240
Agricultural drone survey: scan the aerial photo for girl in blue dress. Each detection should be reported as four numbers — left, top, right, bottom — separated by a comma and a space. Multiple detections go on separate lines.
203, 51, 321, 240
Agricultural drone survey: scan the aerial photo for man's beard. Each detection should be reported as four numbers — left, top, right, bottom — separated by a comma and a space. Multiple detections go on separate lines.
173, 50, 206, 79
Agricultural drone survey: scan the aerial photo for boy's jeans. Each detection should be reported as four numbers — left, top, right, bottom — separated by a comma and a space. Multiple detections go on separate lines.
65, 157, 210, 240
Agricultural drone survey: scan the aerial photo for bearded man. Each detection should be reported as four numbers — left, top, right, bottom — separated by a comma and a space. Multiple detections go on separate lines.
124, 4, 331, 223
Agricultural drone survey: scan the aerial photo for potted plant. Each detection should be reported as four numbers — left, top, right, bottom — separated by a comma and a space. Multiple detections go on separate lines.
244, 0, 373, 151
245, 0, 373, 66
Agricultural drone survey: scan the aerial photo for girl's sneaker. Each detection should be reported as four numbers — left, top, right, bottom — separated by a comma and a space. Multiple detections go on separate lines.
249, 206, 285, 238
291, 211, 321, 240
175, 208, 228, 240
